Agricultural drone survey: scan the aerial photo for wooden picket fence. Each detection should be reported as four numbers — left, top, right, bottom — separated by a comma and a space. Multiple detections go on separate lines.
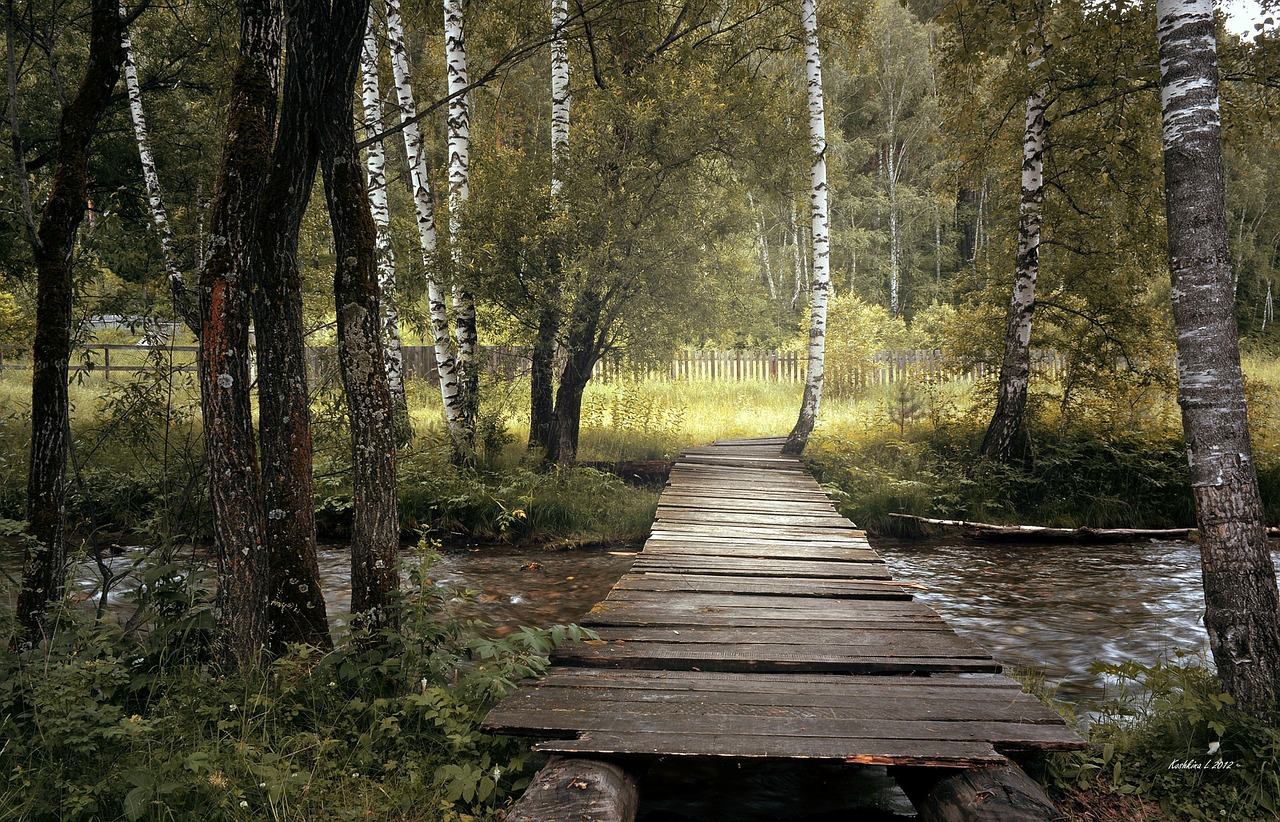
0, 344, 1067, 386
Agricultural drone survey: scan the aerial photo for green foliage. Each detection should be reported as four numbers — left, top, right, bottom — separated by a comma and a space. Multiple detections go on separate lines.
1048, 653, 1280, 821
0, 549, 593, 821
806, 422, 1199, 534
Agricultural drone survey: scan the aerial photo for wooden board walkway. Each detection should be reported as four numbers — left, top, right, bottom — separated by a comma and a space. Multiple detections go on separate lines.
484, 437, 1084, 770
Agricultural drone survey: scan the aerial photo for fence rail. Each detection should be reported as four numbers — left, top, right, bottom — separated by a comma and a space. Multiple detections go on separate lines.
0, 344, 1067, 385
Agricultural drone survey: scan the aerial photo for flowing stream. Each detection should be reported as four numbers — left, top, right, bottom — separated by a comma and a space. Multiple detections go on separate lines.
1, 536, 1247, 702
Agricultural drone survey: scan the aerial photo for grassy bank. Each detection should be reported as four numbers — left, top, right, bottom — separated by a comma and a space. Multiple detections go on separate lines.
4, 352, 1280, 541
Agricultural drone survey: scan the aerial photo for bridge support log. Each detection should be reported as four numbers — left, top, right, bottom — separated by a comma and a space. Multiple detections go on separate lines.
507, 756, 640, 822
895, 763, 1066, 822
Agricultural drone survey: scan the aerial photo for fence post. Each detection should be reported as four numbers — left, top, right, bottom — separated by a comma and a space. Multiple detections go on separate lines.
103, 346, 111, 381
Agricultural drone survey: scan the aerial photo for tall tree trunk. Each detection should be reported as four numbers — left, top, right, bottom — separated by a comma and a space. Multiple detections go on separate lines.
783, 0, 831, 456
444, 0, 479, 450
122, 19, 199, 332
546, 293, 602, 467
320, 0, 399, 631
251, 0, 330, 653
1156, 0, 1280, 719
887, 141, 900, 316
385, 0, 465, 450
13, 0, 124, 647
199, 0, 281, 668
530, 0, 571, 453
360, 11, 410, 438
979, 56, 1045, 464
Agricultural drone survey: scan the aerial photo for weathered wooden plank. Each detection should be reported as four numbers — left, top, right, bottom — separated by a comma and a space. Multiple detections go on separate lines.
492, 709, 1080, 748
532, 668, 1025, 693
580, 626, 989, 654
655, 511, 856, 529
535, 732, 1007, 767
649, 525, 867, 541
612, 574, 913, 600
488, 694, 1065, 729
595, 591, 939, 613
641, 540, 880, 562
552, 647, 1000, 675
632, 556, 893, 578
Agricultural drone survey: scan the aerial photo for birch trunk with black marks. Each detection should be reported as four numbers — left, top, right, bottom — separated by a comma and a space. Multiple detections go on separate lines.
14, 0, 124, 647
783, 0, 830, 456
887, 142, 901, 316
320, 0, 399, 631
198, 0, 280, 668
360, 12, 409, 434
385, 0, 465, 449
980, 53, 1045, 464
529, 0, 571, 453
1157, 0, 1280, 718
444, 0, 478, 448
122, 20, 199, 332
251, 0, 330, 652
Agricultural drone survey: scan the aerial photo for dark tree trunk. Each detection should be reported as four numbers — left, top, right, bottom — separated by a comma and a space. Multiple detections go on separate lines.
197, 0, 282, 670
317, 0, 399, 631
14, 0, 124, 647
545, 295, 602, 467
253, 0, 330, 652
1157, 0, 1280, 718
955, 183, 980, 265
528, 301, 558, 452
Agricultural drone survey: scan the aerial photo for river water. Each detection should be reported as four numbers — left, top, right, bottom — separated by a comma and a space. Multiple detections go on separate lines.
0, 535, 1239, 704
1, 535, 1241, 702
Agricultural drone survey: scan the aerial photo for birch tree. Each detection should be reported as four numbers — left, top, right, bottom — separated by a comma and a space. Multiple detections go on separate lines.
979, 43, 1046, 463
782, 0, 831, 455
1156, 0, 1280, 717
359, 11, 408, 429
385, 0, 466, 453
528, 0, 570, 453
122, 18, 199, 332
444, 0, 479, 449
12, 0, 126, 647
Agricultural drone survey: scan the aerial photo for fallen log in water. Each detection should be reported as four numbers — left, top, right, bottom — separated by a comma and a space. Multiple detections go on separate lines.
888, 513, 1198, 544
891, 513, 1280, 543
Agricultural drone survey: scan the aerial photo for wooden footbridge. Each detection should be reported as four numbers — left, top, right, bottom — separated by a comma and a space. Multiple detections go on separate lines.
484, 437, 1085, 820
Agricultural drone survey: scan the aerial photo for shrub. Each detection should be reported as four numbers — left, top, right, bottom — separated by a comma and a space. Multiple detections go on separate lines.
0, 548, 591, 821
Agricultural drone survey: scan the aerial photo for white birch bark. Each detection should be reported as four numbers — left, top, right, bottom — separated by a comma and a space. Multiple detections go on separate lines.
887, 141, 900, 316
385, 0, 465, 445
122, 19, 197, 331
979, 47, 1045, 462
444, 0, 479, 437
359, 12, 406, 411
783, 0, 831, 455
1156, 0, 1280, 717
550, 0, 570, 203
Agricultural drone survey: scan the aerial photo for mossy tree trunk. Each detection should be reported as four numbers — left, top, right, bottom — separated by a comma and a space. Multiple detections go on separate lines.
252, 0, 331, 653
14, 0, 125, 647
199, 0, 281, 669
